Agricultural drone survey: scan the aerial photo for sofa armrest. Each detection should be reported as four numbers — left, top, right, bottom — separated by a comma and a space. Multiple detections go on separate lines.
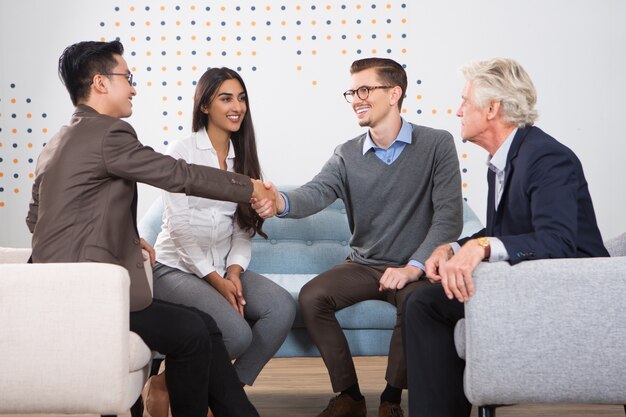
0, 262, 140, 413
462, 257, 626, 406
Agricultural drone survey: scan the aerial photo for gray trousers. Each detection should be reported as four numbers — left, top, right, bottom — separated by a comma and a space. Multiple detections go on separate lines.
153, 262, 296, 385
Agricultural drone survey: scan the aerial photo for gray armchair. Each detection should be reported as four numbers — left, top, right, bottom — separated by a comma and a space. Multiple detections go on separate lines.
454, 232, 626, 416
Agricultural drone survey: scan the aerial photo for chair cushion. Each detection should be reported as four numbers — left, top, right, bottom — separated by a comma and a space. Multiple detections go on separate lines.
129, 331, 153, 372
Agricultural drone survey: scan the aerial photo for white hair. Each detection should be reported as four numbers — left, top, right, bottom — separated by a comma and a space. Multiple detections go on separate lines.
462, 58, 538, 127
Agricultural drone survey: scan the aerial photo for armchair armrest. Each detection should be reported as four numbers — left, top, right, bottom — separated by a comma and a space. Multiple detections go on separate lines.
0, 262, 148, 414
461, 257, 626, 406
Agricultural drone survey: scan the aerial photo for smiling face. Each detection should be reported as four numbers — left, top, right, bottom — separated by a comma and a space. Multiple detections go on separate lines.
350, 68, 397, 129
204, 78, 247, 135
102, 54, 136, 118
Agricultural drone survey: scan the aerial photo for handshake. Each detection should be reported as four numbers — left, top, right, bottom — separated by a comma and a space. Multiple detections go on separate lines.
250, 180, 285, 219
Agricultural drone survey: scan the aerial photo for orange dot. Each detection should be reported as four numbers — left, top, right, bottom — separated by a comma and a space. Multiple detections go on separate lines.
10, 98, 16, 104
326, 35, 332, 40
115, 21, 120, 27
176, 20, 181, 26
28, 173, 34, 178
296, 35, 302, 41
13, 159, 18, 164
251, 21, 256, 26
326, 5, 331, 10
356, 4, 362, 10
146, 51, 152, 56
177, 81, 182, 86
145, 21, 151, 26
462, 153, 468, 159
281, 20, 286, 26
130, 6, 135, 12
147, 81, 153, 87
447, 109, 453, 114
341, 50, 347, 55
13, 188, 19, 194
312, 80, 318, 86
296, 5, 301, 11
0, 172, 3, 177
161, 36, 166, 41
387, 3, 392, 8
221, 36, 227, 41
237, 51, 242, 56
206, 21, 211, 26
206, 51, 212, 56
387, 34, 392, 39
163, 126, 168, 131
0, 202, 4, 208
160, 5, 165, 11
191, 35, 197, 41
312, 50, 317, 55
372, 49, 377, 54
162, 96, 168, 101
176, 51, 181, 56
27, 143, 33, 148
402, 18, 407, 23
162, 66, 167, 71
191, 5, 196, 11
266, 36, 272, 41
463, 183, 468, 188
251, 51, 257, 56
99, 37, 106, 42
416, 95, 422, 100
132, 66, 137, 72
432, 109, 437, 115
11, 128, 17, 134
236, 21, 241, 26
178, 111, 183, 116
220, 6, 225, 11
26, 113, 32, 118
42, 128, 47, 134
356, 34, 362, 40
131, 36, 136, 42
192, 66, 197, 71
297, 66, 302, 71
266, 5, 271, 11
341, 19, 346, 24
402, 48, 407, 54
371, 19, 377, 24
311, 20, 317, 25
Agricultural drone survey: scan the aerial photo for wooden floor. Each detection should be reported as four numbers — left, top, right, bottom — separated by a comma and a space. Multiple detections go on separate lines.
7, 356, 625, 417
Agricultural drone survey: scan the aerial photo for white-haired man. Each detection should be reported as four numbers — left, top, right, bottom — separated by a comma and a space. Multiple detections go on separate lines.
403, 58, 608, 417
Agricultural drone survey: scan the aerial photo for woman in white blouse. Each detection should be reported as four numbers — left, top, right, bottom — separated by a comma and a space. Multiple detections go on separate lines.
147, 67, 296, 414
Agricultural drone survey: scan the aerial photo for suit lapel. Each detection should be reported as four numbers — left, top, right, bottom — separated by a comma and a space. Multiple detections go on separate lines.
486, 169, 496, 235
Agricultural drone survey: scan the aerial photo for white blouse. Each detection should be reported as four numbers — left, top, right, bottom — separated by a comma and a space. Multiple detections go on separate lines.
154, 129, 252, 278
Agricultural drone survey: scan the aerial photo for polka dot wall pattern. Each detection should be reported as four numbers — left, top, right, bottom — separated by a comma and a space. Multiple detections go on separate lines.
0, 1, 473, 212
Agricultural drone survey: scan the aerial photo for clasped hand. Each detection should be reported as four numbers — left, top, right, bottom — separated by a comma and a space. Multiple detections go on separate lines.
251, 181, 284, 219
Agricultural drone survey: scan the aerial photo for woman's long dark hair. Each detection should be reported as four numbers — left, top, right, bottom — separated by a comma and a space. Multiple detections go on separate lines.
192, 67, 266, 239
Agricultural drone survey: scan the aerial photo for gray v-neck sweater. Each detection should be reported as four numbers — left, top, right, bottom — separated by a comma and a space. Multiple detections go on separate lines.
284, 123, 463, 266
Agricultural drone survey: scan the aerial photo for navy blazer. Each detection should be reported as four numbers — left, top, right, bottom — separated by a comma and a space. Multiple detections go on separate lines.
460, 125, 608, 264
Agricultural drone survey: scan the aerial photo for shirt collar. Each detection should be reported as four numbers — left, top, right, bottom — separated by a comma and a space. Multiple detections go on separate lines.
362, 118, 413, 155
194, 129, 235, 159
487, 128, 517, 172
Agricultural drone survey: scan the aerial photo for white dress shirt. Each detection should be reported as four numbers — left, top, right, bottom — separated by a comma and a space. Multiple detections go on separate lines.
154, 129, 252, 278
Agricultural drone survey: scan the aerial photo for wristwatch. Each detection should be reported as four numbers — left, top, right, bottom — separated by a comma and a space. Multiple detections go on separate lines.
476, 237, 491, 260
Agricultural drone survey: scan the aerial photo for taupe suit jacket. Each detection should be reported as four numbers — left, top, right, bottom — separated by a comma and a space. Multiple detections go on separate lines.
26, 105, 253, 311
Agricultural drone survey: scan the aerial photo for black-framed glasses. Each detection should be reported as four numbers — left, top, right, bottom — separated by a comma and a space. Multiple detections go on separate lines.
343, 85, 393, 103
100, 72, 134, 86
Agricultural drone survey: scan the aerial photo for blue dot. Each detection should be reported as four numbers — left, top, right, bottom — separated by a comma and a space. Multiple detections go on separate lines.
311, 35, 317, 40
26, 98, 31, 103
417, 109, 422, 114
27, 128, 32, 133
237, 36, 241, 41
281, 36, 286, 40
161, 21, 166, 26
206, 36, 211, 41
176, 35, 181, 40
221, 21, 226, 26
115, 36, 121, 42
326, 20, 331, 25
114, 6, 119, 11
387, 48, 392, 53
177, 66, 182, 71
311, 5, 316, 10
192, 81, 197, 85
131, 51, 136, 56
100, 22, 105, 27
297, 50, 302, 55
462, 168, 468, 173
387, 19, 391, 23
402, 3, 407, 8
416, 80, 422, 84
464, 197, 468, 202
161, 51, 166, 56
281, 5, 286, 10
130, 21, 135, 26
342, 35, 347, 39
28, 158, 33, 163
147, 66, 152, 71
0, 188, 3, 192
357, 19, 361, 24
12, 143, 17, 148
236, 6, 240, 11
357, 49, 362, 54
175, 5, 180, 10
372, 4, 376, 8
192, 50, 197, 55
266, 21, 271, 26
0, 157, 2, 162
237, 66, 242, 71
402, 64, 407, 68
251, 5, 256, 11
402, 33, 407, 38
191, 20, 196, 25
252, 66, 257, 71
13, 173, 19, 178
146, 36, 151, 41
177, 96, 183, 101
372, 34, 377, 39
342, 4, 347, 9
206, 6, 210, 11
163, 140, 169, 145
221, 51, 227, 56
162, 81, 167, 86
163, 111, 168, 116
11, 114, 16, 118
42, 113, 47, 118
296, 20, 301, 25
251, 36, 257, 41
178, 126, 183, 131
145, 6, 150, 11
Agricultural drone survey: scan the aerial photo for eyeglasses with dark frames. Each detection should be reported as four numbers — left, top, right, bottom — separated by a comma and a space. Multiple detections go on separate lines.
97, 72, 134, 86
343, 85, 393, 103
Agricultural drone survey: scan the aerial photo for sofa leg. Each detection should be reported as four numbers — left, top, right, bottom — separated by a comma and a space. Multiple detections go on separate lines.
478, 406, 496, 417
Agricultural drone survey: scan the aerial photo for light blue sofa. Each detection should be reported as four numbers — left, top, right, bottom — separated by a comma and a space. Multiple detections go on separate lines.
138, 188, 483, 357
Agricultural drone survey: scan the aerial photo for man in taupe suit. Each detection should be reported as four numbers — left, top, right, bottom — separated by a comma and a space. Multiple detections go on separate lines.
26, 40, 273, 417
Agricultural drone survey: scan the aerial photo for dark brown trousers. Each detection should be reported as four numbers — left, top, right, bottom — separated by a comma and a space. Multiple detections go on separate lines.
298, 261, 432, 392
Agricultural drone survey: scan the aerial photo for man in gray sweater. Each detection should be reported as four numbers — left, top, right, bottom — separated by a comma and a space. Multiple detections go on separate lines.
254, 58, 463, 417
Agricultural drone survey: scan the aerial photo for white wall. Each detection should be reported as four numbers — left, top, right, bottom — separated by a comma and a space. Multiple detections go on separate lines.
1, 0, 625, 247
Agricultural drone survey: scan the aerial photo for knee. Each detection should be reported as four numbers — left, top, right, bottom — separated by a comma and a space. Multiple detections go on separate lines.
177, 314, 213, 357
221, 320, 253, 359
298, 280, 329, 311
